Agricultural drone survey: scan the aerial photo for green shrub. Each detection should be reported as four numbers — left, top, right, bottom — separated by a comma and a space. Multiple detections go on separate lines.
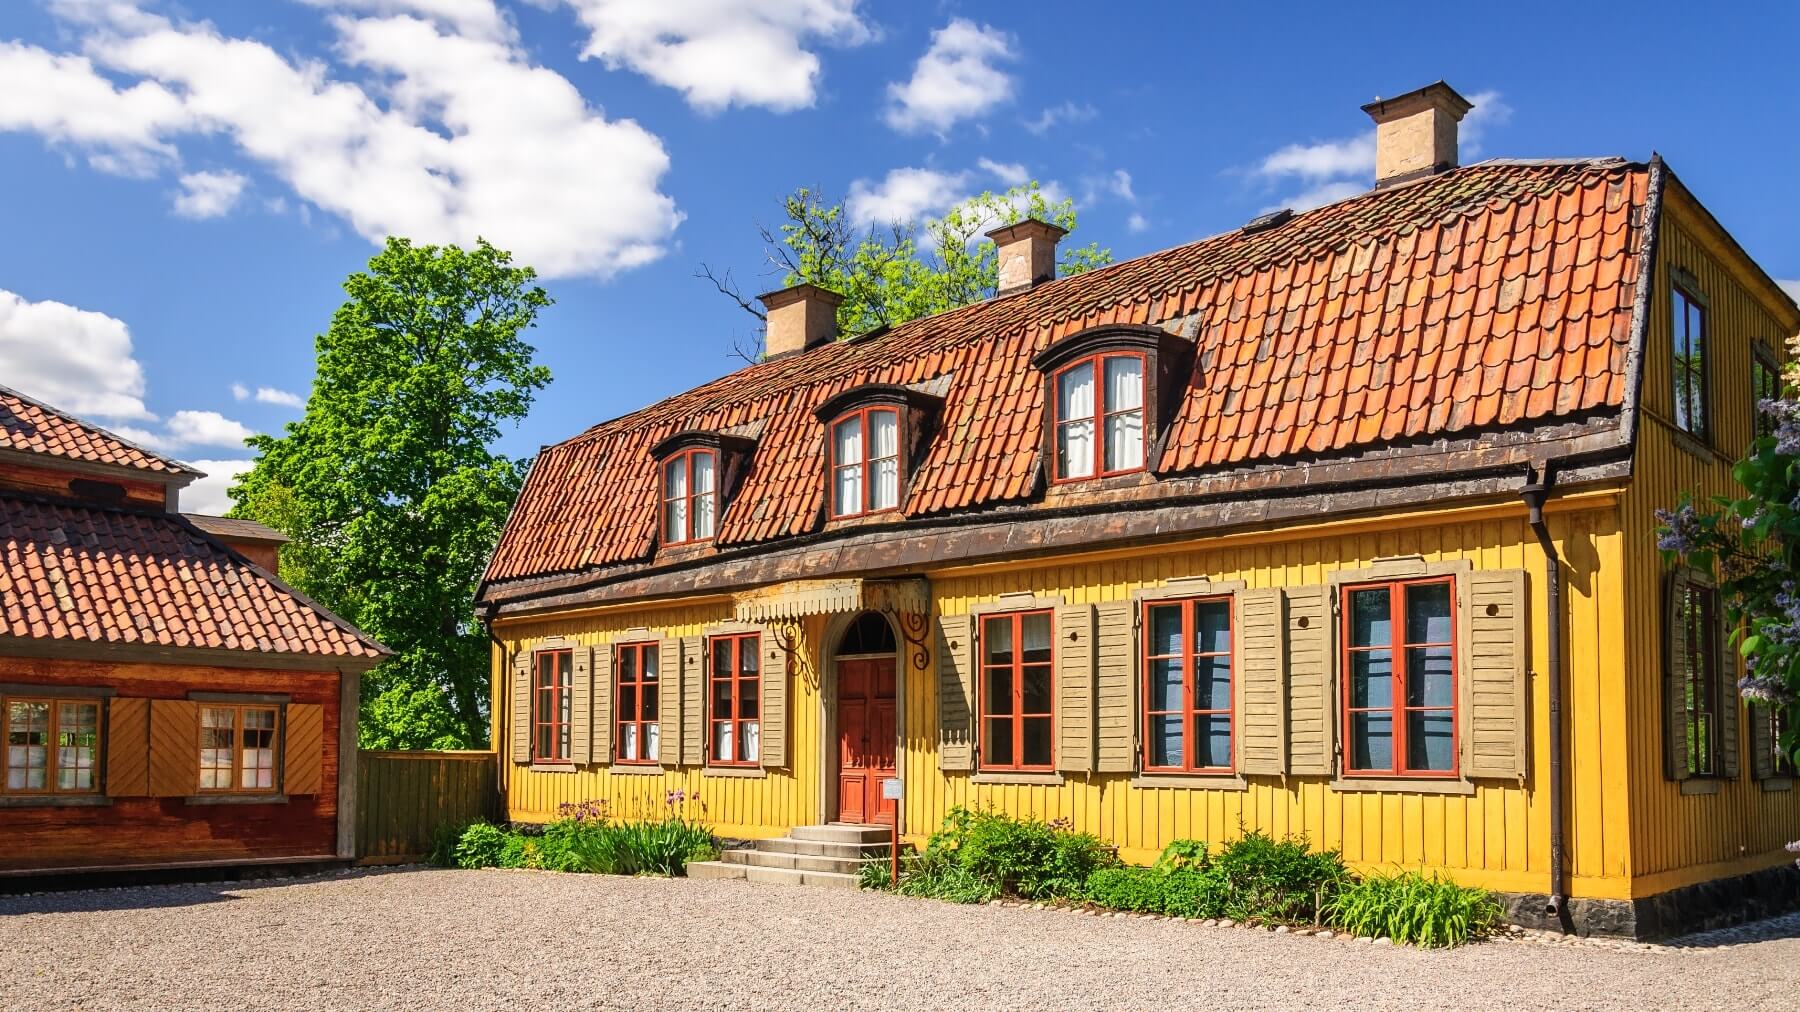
500, 833, 535, 869
1083, 866, 1168, 913
1081, 840, 1230, 919
428, 819, 472, 868
858, 857, 894, 891
1326, 871, 1504, 947
452, 821, 509, 869
1211, 831, 1345, 924
899, 807, 1117, 903
614, 817, 719, 876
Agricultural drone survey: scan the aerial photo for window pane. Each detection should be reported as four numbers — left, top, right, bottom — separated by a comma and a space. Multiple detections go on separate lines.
740, 639, 759, 676
618, 647, 635, 682
871, 409, 898, 456
1020, 613, 1052, 664
1149, 714, 1183, 768
983, 616, 1014, 666
1350, 588, 1391, 647
1196, 654, 1232, 711
712, 678, 733, 721
984, 666, 1013, 716
646, 722, 660, 761
1406, 646, 1455, 707
1195, 600, 1231, 654
738, 684, 759, 719
619, 685, 637, 721
1406, 711, 1455, 772
1196, 715, 1232, 769
1405, 583, 1453, 644
1149, 657, 1183, 711
835, 415, 865, 514
1103, 356, 1144, 472
1350, 649, 1393, 708
1021, 717, 1052, 767
872, 457, 899, 511
713, 721, 733, 762
1057, 361, 1095, 477
712, 639, 732, 678
1058, 420, 1096, 478
1104, 355, 1144, 410
6, 700, 47, 791
835, 414, 864, 467
741, 721, 760, 763
693, 490, 715, 539
985, 718, 1013, 766
664, 493, 686, 542
692, 452, 715, 494
1352, 713, 1393, 771
621, 722, 639, 761
1021, 665, 1053, 715
1148, 604, 1183, 656
642, 647, 658, 681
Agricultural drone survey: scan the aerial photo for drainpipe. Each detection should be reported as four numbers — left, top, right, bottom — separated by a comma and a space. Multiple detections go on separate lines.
484, 604, 508, 820
1520, 468, 1570, 933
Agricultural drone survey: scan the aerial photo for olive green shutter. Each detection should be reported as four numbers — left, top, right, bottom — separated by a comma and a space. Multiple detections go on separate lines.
1094, 600, 1137, 774
1463, 569, 1529, 779
570, 645, 594, 765
592, 644, 614, 765
510, 646, 531, 764
1663, 571, 1692, 781
283, 703, 324, 795
104, 697, 150, 797
1055, 603, 1096, 774
760, 629, 788, 769
935, 613, 975, 771
657, 636, 682, 768
1750, 704, 1775, 780
1284, 585, 1333, 775
1236, 588, 1286, 776
148, 699, 199, 798
1718, 613, 1741, 778
681, 634, 705, 765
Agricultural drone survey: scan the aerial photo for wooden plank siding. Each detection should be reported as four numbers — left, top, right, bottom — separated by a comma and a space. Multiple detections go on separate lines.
1616, 190, 1800, 895
355, 751, 498, 864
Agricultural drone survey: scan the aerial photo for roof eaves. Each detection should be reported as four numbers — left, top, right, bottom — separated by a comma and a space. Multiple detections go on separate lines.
0, 382, 203, 480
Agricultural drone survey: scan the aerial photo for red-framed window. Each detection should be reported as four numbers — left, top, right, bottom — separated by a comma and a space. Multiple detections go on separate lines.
661, 448, 717, 546
1753, 344, 1781, 440
1052, 351, 1146, 482
2, 696, 101, 795
979, 610, 1055, 770
199, 704, 279, 792
829, 406, 902, 518
1341, 577, 1457, 777
708, 633, 760, 766
1671, 285, 1709, 442
1674, 580, 1720, 777
532, 649, 572, 763
1143, 597, 1234, 774
615, 641, 660, 764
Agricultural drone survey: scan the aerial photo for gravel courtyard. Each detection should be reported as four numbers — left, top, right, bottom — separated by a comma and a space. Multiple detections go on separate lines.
2, 868, 1797, 1011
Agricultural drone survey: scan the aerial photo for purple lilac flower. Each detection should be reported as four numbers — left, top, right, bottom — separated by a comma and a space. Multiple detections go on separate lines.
1654, 504, 1701, 554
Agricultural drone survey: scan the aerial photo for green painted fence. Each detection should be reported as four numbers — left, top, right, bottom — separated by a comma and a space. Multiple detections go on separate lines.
356, 750, 498, 864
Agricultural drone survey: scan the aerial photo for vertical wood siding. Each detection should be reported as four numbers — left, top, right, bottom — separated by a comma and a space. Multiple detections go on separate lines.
356, 751, 498, 864
1618, 193, 1800, 893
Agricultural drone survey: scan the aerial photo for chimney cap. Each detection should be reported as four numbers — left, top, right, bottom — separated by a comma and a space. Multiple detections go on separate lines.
984, 218, 1069, 246
1361, 80, 1473, 123
756, 281, 845, 312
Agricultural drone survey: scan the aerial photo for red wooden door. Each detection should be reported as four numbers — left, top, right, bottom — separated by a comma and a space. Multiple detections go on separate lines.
837, 657, 897, 825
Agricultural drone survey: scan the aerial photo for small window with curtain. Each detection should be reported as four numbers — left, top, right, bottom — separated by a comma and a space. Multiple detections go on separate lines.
1753, 345, 1781, 440
709, 633, 760, 766
615, 642, 660, 763
1671, 285, 1708, 442
980, 610, 1055, 770
831, 406, 901, 517
1143, 597, 1234, 774
1053, 352, 1146, 481
1768, 705, 1794, 777
1341, 577, 1458, 777
198, 704, 279, 792
1674, 580, 1720, 777
2, 696, 101, 795
533, 649, 572, 763
661, 448, 717, 546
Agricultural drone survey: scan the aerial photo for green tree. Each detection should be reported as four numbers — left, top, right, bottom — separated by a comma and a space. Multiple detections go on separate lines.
701, 181, 1112, 346
230, 237, 551, 749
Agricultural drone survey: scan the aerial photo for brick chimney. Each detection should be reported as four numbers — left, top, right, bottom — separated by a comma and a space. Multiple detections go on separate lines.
986, 219, 1067, 296
1361, 81, 1473, 187
757, 282, 844, 357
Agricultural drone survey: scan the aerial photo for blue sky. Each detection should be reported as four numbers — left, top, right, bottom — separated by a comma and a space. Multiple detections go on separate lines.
1, 0, 1796, 513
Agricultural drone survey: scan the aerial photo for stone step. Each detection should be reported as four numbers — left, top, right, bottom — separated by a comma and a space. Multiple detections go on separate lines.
720, 848, 868, 876
789, 824, 892, 845
756, 837, 892, 859
684, 860, 747, 881
741, 865, 861, 890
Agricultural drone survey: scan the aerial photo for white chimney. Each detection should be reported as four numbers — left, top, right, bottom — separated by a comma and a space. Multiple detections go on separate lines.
1361, 81, 1473, 187
986, 219, 1067, 296
757, 282, 844, 358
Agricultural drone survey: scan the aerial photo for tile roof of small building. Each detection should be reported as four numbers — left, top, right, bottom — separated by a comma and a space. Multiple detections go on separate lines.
484, 158, 1653, 588
0, 383, 199, 477
1, 493, 386, 660
181, 513, 292, 545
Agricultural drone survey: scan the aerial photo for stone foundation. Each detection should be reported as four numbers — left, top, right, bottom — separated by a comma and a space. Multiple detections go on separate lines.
1503, 862, 1800, 940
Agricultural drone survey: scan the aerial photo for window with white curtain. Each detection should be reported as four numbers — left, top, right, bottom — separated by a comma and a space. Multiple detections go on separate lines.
1055, 353, 1145, 480
661, 448, 717, 544
831, 407, 901, 517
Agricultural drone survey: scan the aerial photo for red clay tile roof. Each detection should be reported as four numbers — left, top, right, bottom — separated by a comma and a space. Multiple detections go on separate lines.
0, 384, 198, 477
485, 158, 1652, 587
1, 494, 386, 660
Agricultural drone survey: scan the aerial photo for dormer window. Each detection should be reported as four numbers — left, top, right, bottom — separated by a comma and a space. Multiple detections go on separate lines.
661, 448, 716, 545
1033, 324, 1194, 486
814, 383, 944, 521
1054, 353, 1146, 480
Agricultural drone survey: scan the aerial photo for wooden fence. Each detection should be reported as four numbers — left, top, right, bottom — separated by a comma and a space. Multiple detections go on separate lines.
356, 750, 498, 864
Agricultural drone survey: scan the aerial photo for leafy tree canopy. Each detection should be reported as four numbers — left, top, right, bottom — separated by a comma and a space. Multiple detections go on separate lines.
230, 237, 551, 749
702, 181, 1112, 347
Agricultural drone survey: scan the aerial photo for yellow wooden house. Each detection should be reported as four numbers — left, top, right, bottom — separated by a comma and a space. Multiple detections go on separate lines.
478, 82, 1800, 938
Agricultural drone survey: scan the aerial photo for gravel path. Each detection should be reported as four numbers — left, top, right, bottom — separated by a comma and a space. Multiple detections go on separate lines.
2, 868, 1798, 1011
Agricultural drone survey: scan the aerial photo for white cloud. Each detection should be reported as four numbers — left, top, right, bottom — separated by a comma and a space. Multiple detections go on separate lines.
1258, 132, 1377, 181
1106, 169, 1135, 202
558, 0, 871, 112
976, 157, 1028, 187
297, 0, 515, 42
1126, 212, 1149, 234
254, 386, 304, 408
172, 169, 246, 218
1460, 90, 1512, 160
181, 458, 254, 515
165, 409, 257, 448
0, 2, 682, 279
847, 167, 972, 228
1271, 180, 1368, 214
1023, 99, 1095, 136
230, 382, 250, 400
884, 19, 1016, 135
0, 288, 152, 420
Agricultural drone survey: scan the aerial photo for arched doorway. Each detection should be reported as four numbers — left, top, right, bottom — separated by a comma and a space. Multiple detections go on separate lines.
833, 611, 898, 825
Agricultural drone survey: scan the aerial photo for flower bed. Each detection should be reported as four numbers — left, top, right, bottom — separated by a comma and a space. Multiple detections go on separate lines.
437, 794, 718, 877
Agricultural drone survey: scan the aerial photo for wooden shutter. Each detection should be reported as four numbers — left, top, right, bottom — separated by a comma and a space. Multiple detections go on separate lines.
1284, 585, 1332, 776
283, 702, 325, 795
760, 629, 789, 769
681, 634, 705, 766
570, 645, 594, 765
510, 646, 531, 765
147, 699, 198, 797
104, 697, 150, 797
1718, 612, 1741, 778
657, 636, 682, 768
1463, 569, 1529, 780
1236, 588, 1286, 776
1663, 571, 1692, 781
592, 643, 614, 764
1751, 703, 1775, 781
1055, 603, 1096, 774
1094, 600, 1136, 774
935, 613, 975, 771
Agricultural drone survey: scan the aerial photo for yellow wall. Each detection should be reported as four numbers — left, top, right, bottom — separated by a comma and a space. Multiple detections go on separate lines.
1616, 189, 1800, 894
